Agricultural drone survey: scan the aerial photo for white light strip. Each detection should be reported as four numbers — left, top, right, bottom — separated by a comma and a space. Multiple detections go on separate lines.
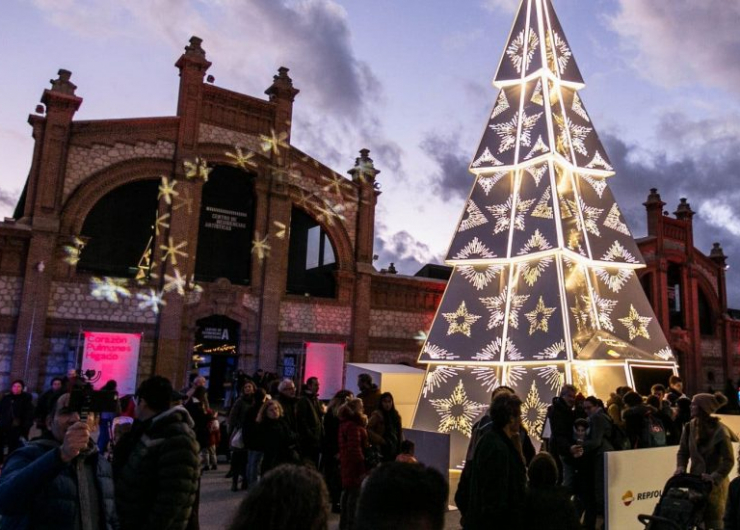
470, 147, 614, 178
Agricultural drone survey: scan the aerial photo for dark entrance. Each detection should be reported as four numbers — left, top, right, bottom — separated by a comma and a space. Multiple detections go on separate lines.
631, 366, 676, 396
193, 315, 240, 408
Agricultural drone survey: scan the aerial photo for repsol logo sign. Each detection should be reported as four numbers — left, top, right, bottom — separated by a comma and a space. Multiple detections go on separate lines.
622, 489, 661, 506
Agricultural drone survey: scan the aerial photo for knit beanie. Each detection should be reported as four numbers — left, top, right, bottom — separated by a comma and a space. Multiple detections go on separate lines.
691, 392, 728, 415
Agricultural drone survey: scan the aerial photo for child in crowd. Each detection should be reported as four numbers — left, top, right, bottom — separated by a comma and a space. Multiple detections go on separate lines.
395, 440, 418, 464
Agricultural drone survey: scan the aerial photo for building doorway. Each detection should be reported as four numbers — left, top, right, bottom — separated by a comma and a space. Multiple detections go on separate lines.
193, 315, 240, 409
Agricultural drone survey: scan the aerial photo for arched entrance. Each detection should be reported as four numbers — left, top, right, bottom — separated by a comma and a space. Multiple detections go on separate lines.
193, 314, 240, 407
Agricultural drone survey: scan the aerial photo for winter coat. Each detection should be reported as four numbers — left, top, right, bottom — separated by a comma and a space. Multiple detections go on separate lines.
367, 409, 403, 462
606, 395, 626, 430
184, 398, 209, 450
276, 394, 298, 434
255, 417, 299, 475
322, 408, 341, 458
724, 476, 740, 530
296, 389, 324, 455
582, 410, 614, 457
623, 403, 659, 449
0, 436, 118, 530
521, 485, 582, 530
677, 418, 735, 528
465, 428, 527, 530
357, 385, 381, 418
227, 395, 253, 436
549, 397, 579, 460
241, 400, 264, 451
0, 392, 34, 437
338, 413, 368, 490
113, 406, 200, 530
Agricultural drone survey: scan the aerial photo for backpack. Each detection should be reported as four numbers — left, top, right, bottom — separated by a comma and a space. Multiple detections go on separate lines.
642, 413, 667, 448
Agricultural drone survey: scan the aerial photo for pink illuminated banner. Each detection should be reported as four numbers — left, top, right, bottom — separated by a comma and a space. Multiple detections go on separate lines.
82, 332, 141, 396
304, 342, 345, 400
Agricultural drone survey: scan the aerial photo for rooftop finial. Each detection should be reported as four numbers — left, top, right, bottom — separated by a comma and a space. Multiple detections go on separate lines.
49, 69, 77, 96
185, 36, 207, 59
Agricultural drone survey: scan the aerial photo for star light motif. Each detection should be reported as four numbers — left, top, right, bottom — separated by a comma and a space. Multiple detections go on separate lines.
63, 237, 86, 265
136, 289, 166, 314
459, 264, 503, 290
163, 268, 188, 296
471, 147, 504, 168
604, 203, 630, 235
423, 366, 462, 397
273, 221, 287, 239
581, 175, 607, 198
477, 171, 507, 195
572, 197, 603, 236
521, 380, 549, 441
225, 146, 257, 170
422, 343, 459, 361
525, 296, 557, 335
571, 93, 590, 122
601, 241, 639, 263
594, 267, 634, 293
429, 380, 488, 438
491, 90, 510, 118
536, 365, 565, 393
259, 129, 290, 156
473, 338, 507, 361
655, 347, 675, 361
158, 177, 179, 205
480, 287, 529, 329
554, 114, 592, 157
173, 187, 193, 214
584, 293, 618, 332
490, 111, 543, 153
524, 135, 549, 160
252, 233, 271, 260
618, 304, 652, 341
459, 200, 488, 232
507, 28, 539, 74
315, 201, 346, 226
531, 187, 554, 219
487, 197, 536, 233
322, 172, 353, 196
160, 237, 188, 266
546, 31, 572, 75
90, 277, 131, 303
453, 237, 496, 260
442, 301, 481, 337
525, 164, 548, 186
183, 158, 212, 182
585, 151, 613, 171
534, 340, 566, 360
473, 367, 501, 393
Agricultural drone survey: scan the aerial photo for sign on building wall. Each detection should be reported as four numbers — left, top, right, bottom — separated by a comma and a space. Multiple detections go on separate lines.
304, 342, 345, 399
82, 332, 141, 396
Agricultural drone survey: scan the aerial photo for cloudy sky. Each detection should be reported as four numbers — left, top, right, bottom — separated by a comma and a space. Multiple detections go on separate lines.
2, 0, 740, 305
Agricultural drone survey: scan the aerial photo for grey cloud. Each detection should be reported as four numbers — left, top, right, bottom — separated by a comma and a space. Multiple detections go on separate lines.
0, 188, 18, 210
374, 222, 444, 276
609, 1, 740, 94
420, 132, 474, 201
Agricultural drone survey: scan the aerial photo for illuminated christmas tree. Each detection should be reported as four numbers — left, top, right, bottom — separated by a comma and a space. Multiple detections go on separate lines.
412, 0, 678, 467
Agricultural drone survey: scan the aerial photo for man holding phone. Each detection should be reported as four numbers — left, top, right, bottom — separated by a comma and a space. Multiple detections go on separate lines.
0, 391, 118, 529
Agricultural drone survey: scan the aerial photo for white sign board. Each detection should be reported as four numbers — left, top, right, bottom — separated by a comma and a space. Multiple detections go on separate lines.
605, 443, 740, 529
82, 332, 141, 396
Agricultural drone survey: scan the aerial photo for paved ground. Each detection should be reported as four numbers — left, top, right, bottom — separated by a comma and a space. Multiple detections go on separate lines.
198, 466, 462, 529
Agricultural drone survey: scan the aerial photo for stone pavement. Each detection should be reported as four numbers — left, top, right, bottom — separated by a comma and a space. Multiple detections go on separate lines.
198, 466, 462, 529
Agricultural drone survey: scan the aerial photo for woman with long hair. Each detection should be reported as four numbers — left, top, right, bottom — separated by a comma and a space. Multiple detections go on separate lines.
675, 392, 735, 530
367, 392, 403, 462
227, 380, 257, 490
255, 399, 299, 476
338, 398, 369, 530
322, 390, 353, 513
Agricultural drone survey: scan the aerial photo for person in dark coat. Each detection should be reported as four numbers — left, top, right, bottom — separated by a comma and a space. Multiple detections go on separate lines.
185, 386, 210, 470
338, 398, 369, 530
521, 452, 581, 530
356, 374, 381, 418
725, 446, 740, 530
226, 380, 257, 488
622, 391, 663, 448
465, 392, 527, 530
296, 377, 324, 467
242, 389, 267, 490
547, 384, 581, 488
322, 390, 353, 513
113, 376, 200, 530
579, 396, 614, 530
33, 377, 64, 430
275, 379, 298, 435
255, 400, 299, 476
0, 380, 35, 457
367, 392, 403, 463
0, 391, 118, 530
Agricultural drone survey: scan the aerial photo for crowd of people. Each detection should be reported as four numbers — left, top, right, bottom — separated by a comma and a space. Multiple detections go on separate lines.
454, 375, 740, 530
2, 369, 740, 529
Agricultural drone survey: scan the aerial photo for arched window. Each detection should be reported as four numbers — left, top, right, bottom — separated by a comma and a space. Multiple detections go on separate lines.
667, 263, 684, 328
77, 180, 159, 276
697, 288, 715, 336
286, 207, 337, 298
195, 166, 256, 285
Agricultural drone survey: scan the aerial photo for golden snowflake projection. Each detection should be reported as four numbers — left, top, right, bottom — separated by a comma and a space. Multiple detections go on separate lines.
183, 157, 212, 182
90, 277, 131, 303
251, 233, 271, 260
480, 287, 529, 330
158, 177, 179, 205
423, 343, 459, 361
225, 146, 257, 170
259, 129, 289, 156
459, 264, 503, 290
429, 380, 488, 438
322, 172, 353, 196
160, 237, 188, 266
62, 237, 86, 265
453, 237, 496, 260
521, 380, 549, 440
163, 268, 187, 296
618, 304, 652, 341
136, 289, 166, 314
423, 366, 462, 397
154, 213, 170, 237
507, 28, 539, 74
487, 197, 536, 234
491, 90, 510, 118
604, 203, 630, 235
443, 301, 482, 337
172, 187, 193, 214
554, 114, 592, 157
477, 171, 507, 194
459, 200, 488, 232
546, 31, 572, 75
490, 111, 543, 153
273, 221, 287, 239
315, 200, 345, 226
525, 296, 557, 335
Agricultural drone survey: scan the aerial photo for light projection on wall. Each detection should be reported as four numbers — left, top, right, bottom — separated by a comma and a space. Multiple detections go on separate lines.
411, 0, 678, 468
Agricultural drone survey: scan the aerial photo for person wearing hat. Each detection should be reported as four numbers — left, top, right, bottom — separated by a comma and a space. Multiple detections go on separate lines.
675, 392, 736, 530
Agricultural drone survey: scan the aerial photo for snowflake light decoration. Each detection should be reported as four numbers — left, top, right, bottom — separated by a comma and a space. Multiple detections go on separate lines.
423, 343, 459, 361
158, 177, 179, 205
90, 277, 131, 303
225, 146, 257, 170
480, 286, 529, 330
618, 304, 652, 341
471, 147, 504, 168
477, 171, 507, 195
490, 111, 543, 153
183, 157, 211, 182
259, 129, 290, 156
163, 268, 187, 296
273, 221, 287, 239
160, 237, 188, 266
251, 233, 271, 260
459, 264, 503, 290
525, 296, 557, 335
604, 204, 630, 235
423, 366, 462, 397
554, 114, 592, 157
136, 289, 166, 314
62, 236, 86, 266
443, 301, 482, 337
506, 28, 539, 74
453, 237, 496, 260
521, 380, 549, 441
459, 201, 488, 232
491, 90, 510, 118
322, 172, 352, 196
487, 197, 536, 234
429, 380, 488, 438
172, 187, 193, 214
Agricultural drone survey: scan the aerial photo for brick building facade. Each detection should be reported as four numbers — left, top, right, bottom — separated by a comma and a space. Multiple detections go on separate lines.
0, 37, 736, 399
